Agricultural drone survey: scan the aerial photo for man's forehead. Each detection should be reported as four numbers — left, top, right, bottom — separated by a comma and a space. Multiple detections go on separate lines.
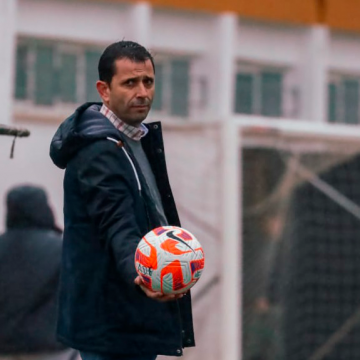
114, 58, 154, 76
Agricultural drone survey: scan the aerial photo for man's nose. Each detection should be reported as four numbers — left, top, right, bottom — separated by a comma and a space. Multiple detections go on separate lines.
136, 83, 148, 97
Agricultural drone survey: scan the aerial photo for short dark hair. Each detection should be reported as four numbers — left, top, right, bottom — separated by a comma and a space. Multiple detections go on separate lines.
98, 40, 155, 84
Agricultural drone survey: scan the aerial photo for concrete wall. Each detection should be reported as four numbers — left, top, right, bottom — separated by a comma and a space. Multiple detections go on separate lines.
0, 122, 63, 232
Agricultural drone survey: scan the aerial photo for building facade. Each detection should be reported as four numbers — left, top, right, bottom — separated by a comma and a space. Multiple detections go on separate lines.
1, 0, 359, 219
1, 1, 360, 359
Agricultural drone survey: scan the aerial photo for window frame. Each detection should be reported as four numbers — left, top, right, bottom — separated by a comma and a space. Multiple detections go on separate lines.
14, 39, 195, 120
150, 54, 191, 119
234, 62, 291, 118
328, 73, 360, 124
14, 38, 103, 112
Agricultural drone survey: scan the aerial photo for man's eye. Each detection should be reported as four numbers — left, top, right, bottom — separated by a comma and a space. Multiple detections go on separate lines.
126, 80, 134, 86
145, 79, 154, 86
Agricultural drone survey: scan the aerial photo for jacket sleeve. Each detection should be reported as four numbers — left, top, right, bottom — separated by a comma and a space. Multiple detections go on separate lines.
77, 141, 143, 286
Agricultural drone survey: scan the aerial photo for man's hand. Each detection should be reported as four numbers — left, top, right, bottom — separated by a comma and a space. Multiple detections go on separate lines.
134, 276, 184, 302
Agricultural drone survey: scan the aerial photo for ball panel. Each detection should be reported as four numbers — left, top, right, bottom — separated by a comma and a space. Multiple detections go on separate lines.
190, 258, 205, 280
174, 228, 193, 241
180, 260, 192, 284
160, 239, 194, 255
160, 260, 186, 293
135, 238, 158, 270
152, 227, 169, 236
141, 274, 152, 288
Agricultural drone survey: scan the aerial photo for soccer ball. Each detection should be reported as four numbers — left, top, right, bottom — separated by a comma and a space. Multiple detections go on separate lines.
135, 226, 205, 294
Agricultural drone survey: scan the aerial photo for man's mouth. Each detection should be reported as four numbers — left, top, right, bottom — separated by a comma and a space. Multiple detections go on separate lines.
132, 105, 149, 110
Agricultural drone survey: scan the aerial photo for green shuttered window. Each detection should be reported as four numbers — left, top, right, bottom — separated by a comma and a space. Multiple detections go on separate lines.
152, 58, 190, 117
15, 45, 28, 100
14, 40, 192, 119
328, 76, 360, 124
235, 69, 283, 117
328, 83, 337, 123
14, 39, 104, 107
261, 72, 282, 117
235, 73, 253, 114
344, 80, 359, 124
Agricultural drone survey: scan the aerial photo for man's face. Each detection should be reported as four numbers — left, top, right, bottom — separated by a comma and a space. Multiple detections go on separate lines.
97, 58, 155, 127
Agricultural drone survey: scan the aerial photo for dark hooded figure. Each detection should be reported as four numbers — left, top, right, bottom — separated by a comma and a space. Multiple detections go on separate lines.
0, 185, 77, 360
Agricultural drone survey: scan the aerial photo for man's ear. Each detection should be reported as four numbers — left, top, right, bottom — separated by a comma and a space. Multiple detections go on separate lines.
96, 80, 110, 103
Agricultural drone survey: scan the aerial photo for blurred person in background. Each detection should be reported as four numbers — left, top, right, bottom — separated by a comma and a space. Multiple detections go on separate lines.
49, 40, 195, 360
0, 185, 78, 360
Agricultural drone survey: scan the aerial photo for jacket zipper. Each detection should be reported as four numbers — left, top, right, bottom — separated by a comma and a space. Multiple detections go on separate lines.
106, 137, 151, 229
106, 137, 141, 192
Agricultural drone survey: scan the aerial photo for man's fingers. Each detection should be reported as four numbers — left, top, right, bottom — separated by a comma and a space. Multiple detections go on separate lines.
135, 276, 185, 301
134, 276, 143, 286
140, 285, 162, 298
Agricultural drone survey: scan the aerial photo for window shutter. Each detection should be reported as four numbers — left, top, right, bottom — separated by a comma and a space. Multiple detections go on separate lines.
170, 59, 189, 117
328, 83, 338, 123
35, 44, 54, 105
59, 53, 77, 103
15, 44, 28, 100
235, 73, 253, 114
343, 79, 359, 124
261, 72, 282, 117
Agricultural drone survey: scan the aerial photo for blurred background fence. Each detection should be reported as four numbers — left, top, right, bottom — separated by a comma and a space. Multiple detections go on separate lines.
159, 118, 360, 360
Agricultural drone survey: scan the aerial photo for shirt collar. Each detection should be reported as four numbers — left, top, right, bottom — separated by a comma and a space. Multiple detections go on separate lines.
100, 104, 148, 141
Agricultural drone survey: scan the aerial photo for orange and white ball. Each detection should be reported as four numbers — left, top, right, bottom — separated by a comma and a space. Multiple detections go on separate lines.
135, 226, 205, 294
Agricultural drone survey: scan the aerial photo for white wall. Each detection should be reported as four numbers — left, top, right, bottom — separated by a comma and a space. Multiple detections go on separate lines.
0, 0, 17, 126
152, 9, 214, 53
0, 122, 64, 233
18, 0, 130, 44
236, 19, 304, 65
330, 32, 360, 74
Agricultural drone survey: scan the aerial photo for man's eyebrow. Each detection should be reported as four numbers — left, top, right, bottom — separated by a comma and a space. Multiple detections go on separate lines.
121, 77, 138, 83
121, 75, 154, 83
142, 75, 154, 80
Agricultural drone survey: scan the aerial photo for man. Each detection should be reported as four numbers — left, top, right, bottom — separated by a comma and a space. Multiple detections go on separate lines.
0, 185, 77, 360
50, 41, 195, 360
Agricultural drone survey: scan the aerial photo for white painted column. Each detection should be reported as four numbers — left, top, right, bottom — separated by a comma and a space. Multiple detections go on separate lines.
126, 2, 152, 47
212, 13, 242, 360
210, 13, 237, 118
301, 25, 329, 122
0, 0, 17, 125
221, 115, 241, 360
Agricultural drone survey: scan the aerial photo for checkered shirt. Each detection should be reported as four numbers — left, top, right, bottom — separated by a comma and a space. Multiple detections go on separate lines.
100, 104, 148, 141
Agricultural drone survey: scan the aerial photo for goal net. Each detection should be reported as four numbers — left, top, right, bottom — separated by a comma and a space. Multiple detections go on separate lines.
240, 120, 360, 360
161, 117, 360, 360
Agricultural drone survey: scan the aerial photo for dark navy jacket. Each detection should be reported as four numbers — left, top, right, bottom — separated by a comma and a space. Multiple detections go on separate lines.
49, 103, 194, 356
